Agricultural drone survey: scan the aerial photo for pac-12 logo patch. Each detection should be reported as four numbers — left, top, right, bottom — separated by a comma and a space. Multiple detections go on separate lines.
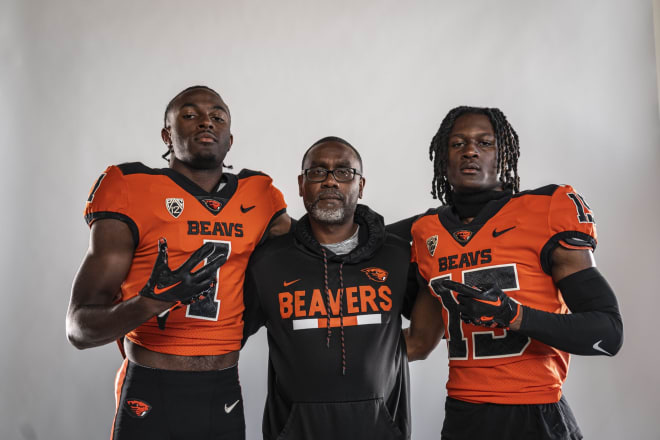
124, 398, 152, 418
452, 229, 473, 244
426, 235, 438, 256
201, 198, 223, 213
166, 198, 184, 218
361, 267, 388, 282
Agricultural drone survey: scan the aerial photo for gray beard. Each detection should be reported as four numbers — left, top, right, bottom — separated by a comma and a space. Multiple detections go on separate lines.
309, 205, 346, 224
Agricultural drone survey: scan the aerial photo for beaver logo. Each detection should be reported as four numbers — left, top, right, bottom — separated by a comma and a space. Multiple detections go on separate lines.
201, 198, 223, 213
124, 398, 152, 418
361, 267, 388, 282
452, 229, 473, 244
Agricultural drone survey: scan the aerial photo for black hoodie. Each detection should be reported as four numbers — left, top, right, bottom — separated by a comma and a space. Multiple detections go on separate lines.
243, 205, 417, 440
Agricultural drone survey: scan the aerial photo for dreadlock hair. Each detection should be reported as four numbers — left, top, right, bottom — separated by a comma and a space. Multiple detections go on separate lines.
161, 85, 232, 169
429, 106, 520, 205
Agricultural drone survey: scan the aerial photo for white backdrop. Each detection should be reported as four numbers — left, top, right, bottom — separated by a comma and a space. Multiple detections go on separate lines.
2, 1, 659, 439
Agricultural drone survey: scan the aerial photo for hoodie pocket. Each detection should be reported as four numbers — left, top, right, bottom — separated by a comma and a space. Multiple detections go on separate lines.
276, 398, 405, 440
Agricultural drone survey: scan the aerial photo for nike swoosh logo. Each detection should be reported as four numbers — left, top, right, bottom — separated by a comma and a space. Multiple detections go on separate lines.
225, 399, 240, 413
283, 279, 301, 287
240, 204, 256, 213
153, 280, 182, 295
593, 340, 613, 356
492, 226, 516, 237
475, 297, 502, 307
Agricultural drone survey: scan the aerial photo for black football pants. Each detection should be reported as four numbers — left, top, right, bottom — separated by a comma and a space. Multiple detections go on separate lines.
111, 360, 245, 440
441, 395, 582, 440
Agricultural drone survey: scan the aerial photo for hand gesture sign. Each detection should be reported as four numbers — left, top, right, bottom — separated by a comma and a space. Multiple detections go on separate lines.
139, 238, 227, 329
441, 279, 520, 329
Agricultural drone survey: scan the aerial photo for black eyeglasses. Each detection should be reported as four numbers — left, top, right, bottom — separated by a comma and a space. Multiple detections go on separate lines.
301, 167, 362, 182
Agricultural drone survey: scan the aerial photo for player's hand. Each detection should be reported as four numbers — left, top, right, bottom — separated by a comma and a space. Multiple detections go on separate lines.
139, 238, 226, 305
441, 279, 520, 329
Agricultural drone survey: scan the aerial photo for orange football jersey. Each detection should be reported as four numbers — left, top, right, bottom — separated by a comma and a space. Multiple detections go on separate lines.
84, 162, 286, 356
411, 185, 597, 404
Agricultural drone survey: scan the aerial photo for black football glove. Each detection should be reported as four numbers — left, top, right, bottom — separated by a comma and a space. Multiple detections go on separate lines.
153, 280, 216, 330
139, 238, 227, 328
441, 279, 521, 329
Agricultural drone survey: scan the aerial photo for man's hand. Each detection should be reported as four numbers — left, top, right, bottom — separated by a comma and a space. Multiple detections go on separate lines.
139, 238, 226, 305
441, 279, 520, 329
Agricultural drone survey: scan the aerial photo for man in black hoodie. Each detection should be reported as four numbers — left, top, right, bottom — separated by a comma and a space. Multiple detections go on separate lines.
243, 137, 419, 440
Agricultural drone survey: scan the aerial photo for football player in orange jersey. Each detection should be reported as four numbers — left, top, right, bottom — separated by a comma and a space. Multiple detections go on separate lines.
391, 107, 623, 439
66, 86, 291, 440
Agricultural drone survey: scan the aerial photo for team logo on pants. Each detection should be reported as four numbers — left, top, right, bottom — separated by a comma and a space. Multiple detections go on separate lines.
124, 398, 152, 418
166, 198, 184, 218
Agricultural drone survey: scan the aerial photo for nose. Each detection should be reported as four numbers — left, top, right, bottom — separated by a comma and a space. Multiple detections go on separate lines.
461, 140, 480, 158
321, 172, 340, 187
198, 114, 214, 129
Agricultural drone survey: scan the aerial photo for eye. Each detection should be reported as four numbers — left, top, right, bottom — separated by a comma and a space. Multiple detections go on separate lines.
334, 168, 353, 179
479, 140, 494, 147
451, 142, 464, 148
210, 113, 226, 122
182, 114, 196, 120
308, 168, 327, 178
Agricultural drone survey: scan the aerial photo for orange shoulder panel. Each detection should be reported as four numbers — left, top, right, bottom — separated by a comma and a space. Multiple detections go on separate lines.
84, 165, 130, 225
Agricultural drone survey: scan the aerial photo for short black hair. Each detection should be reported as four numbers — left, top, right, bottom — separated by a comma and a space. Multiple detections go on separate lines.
429, 106, 520, 205
163, 85, 225, 127
301, 136, 363, 172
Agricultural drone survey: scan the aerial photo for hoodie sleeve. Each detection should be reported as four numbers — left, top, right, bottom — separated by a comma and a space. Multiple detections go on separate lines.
386, 208, 437, 243
241, 260, 266, 346
401, 262, 419, 320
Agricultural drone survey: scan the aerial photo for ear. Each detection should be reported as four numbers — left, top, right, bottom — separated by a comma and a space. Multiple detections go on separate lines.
228, 134, 233, 150
298, 174, 304, 197
358, 177, 365, 199
161, 127, 172, 146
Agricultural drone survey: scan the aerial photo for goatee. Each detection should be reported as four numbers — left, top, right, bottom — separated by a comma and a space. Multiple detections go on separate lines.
309, 205, 346, 224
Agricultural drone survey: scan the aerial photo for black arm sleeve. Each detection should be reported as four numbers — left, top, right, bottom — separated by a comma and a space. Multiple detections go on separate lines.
241, 263, 267, 347
517, 267, 623, 356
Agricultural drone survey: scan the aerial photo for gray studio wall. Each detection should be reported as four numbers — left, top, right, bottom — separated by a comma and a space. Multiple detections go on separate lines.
2, 0, 659, 439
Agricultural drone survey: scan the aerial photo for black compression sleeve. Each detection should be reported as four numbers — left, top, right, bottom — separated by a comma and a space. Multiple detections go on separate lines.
518, 267, 623, 356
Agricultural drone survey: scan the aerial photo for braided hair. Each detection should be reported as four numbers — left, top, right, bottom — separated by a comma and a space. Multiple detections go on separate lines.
429, 106, 520, 205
